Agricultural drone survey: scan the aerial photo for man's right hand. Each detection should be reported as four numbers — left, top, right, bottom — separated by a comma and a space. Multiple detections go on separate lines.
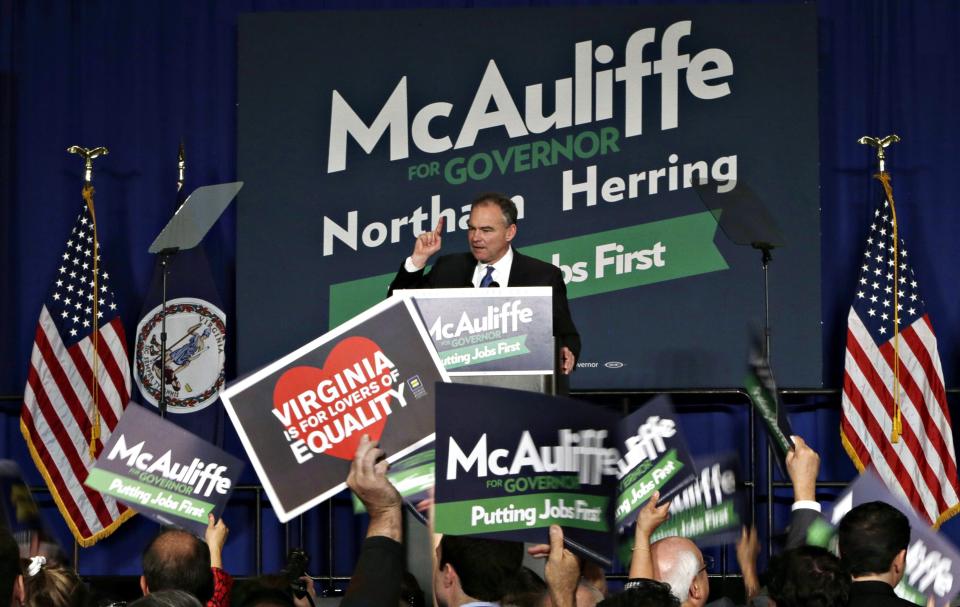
786, 435, 820, 503
545, 525, 581, 607
410, 217, 445, 269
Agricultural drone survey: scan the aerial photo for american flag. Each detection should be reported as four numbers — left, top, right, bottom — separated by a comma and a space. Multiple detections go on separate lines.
841, 198, 960, 527
20, 197, 134, 546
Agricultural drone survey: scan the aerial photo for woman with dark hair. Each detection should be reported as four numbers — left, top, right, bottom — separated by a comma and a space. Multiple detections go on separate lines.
767, 546, 850, 607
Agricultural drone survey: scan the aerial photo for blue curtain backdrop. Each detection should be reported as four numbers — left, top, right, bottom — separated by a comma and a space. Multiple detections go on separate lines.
1, 0, 959, 580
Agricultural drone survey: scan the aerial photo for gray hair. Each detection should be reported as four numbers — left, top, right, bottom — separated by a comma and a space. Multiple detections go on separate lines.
659, 548, 700, 603
130, 590, 203, 607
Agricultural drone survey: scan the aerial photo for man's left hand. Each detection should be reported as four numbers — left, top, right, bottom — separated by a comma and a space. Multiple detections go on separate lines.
560, 346, 575, 375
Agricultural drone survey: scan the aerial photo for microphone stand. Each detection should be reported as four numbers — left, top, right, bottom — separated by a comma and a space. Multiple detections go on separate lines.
158, 247, 179, 418
752, 240, 775, 558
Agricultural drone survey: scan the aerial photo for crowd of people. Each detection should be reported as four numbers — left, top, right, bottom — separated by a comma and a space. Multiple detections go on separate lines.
0, 434, 922, 607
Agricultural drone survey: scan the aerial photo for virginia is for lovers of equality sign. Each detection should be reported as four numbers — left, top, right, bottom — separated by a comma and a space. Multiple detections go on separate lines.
237, 4, 821, 390
85, 404, 244, 536
220, 298, 449, 522
434, 385, 694, 564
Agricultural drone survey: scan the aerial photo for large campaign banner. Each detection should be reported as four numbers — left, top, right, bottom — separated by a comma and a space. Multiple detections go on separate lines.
221, 298, 448, 521
237, 5, 820, 389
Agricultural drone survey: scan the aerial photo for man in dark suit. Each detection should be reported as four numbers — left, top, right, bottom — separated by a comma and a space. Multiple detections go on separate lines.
388, 193, 580, 374
839, 501, 915, 607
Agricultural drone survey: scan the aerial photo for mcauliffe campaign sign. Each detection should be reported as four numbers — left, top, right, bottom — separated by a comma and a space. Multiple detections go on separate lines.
85, 404, 244, 536
221, 298, 449, 521
434, 386, 695, 565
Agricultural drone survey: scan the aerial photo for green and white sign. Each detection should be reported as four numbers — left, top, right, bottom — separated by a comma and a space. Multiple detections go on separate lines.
85, 404, 244, 536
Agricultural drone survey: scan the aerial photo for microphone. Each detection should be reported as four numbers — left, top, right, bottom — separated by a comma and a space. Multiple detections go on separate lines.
487, 281, 500, 288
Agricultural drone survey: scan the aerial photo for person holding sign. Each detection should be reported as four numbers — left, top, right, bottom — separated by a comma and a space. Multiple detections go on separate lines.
341, 435, 405, 607
388, 193, 581, 375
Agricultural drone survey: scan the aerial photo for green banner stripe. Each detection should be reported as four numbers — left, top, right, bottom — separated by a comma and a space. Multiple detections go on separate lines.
435, 492, 609, 535
615, 450, 684, 523
520, 211, 727, 299
353, 462, 436, 513
438, 335, 530, 369
86, 468, 215, 523
649, 501, 739, 541
393, 449, 435, 470
618, 460, 655, 493
328, 211, 727, 328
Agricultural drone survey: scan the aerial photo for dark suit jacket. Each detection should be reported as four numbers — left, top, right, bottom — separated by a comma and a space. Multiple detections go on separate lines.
340, 536, 403, 607
847, 580, 917, 607
388, 250, 581, 360
785, 506, 823, 550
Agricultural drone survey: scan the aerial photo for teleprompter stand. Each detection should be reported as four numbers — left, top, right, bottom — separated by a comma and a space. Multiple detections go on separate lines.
694, 180, 786, 555
147, 182, 243, 417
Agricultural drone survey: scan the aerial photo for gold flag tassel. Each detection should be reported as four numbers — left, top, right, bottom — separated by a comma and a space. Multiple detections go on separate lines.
876, 171, 902, 442
858, 135, 903, 443
82, 183, 102, 458
68, 145, 109, 459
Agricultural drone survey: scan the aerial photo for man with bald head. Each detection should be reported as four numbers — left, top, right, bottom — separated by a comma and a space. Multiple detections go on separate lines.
140, 515, 230, 606
651, 537, 711, 607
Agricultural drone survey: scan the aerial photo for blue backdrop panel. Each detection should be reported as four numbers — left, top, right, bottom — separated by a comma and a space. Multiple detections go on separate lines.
235, 4, 822, 389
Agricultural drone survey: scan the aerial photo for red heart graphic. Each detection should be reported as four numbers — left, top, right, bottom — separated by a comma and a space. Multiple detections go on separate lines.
273, 336, 392, 461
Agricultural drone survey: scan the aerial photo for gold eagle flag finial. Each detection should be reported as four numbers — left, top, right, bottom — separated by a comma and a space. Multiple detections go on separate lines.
67, 145, 109, 184
65, 145, 109, 457
857, 135, 900, 173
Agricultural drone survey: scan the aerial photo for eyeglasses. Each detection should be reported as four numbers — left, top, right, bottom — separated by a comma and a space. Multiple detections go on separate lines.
698, 555, 715, 574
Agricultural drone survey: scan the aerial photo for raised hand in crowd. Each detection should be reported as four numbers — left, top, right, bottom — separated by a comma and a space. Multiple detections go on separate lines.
786, 435, 820, 504
346, 434, 402, 542
736, 525, 761, 604
341, 434, 405, 607
629, 490, 670, 580
785, 435, 822, 550
205, 514, 229, 571
541, 525, 582, 607
291, 575, 317, 607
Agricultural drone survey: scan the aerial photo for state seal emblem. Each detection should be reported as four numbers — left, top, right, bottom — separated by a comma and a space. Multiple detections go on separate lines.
135, 297, 226, 413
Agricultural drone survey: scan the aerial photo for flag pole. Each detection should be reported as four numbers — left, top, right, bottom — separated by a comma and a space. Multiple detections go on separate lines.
178, 139, 186, 193
857, 134, 903, 442
157, 141, 187, 418
66, 145, 109, 458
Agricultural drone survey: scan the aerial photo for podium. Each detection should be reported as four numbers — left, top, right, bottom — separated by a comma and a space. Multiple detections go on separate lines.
393, 286, 558, 394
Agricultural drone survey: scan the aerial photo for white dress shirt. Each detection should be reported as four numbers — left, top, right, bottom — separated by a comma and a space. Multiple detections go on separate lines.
471, 247, 513, 288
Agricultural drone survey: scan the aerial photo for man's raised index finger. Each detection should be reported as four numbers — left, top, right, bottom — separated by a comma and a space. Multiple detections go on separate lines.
434, 216, 445, 235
